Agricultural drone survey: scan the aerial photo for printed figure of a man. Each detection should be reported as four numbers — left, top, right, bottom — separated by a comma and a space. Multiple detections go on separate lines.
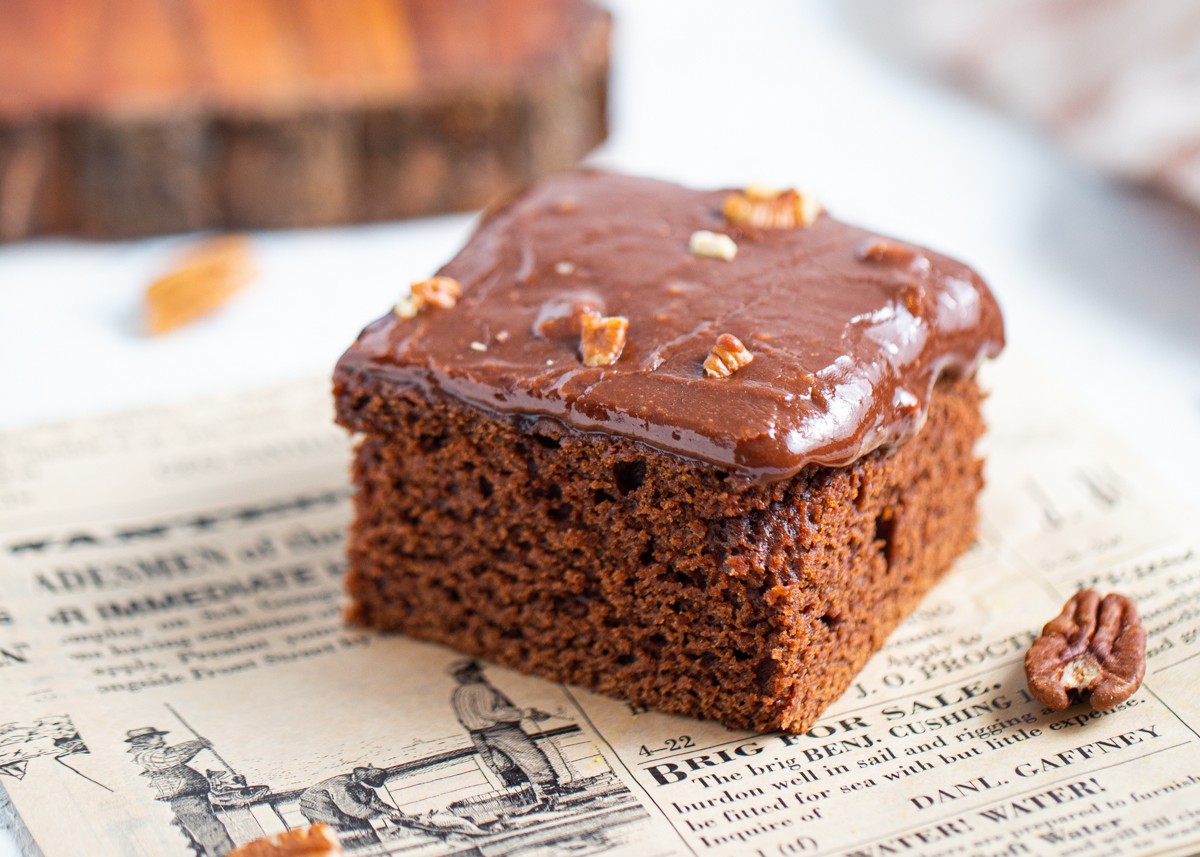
125, 727, 234, 857
299, 765, 406, 838
448, 660, 562, 797
300, 764, 486, 841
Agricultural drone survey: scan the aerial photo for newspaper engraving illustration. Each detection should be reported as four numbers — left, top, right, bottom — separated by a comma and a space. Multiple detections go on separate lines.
1, 358, 1200, 856
118, 663, 650, 856
449, 659, 570, 799
126, 724, 236, 856
0, 716, 107, 792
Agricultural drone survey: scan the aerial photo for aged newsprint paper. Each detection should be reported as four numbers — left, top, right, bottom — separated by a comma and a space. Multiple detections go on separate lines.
1, 352, 1199, 857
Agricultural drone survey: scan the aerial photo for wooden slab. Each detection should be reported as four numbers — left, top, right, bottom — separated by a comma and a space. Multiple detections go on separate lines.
0, 0, 610, 240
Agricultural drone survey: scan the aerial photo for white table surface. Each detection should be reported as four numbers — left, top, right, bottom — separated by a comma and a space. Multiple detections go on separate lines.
2, 2, 1199, 853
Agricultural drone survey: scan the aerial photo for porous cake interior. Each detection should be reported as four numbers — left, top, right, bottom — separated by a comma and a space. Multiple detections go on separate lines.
340, 374, 985, 733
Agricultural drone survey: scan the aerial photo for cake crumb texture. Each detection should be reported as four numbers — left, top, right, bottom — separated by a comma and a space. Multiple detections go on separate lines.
337, 373, 985, 733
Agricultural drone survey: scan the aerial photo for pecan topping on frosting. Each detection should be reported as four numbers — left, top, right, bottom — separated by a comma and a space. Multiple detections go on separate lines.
412, 276, 462, 309
723, 186, 821, 229
580, 313, 629, 367
1025, 589, 1147, 711
704, 334, 754, 378
689, 230, 738, 261
395, 276, 463, 318
857, 238, 917, 265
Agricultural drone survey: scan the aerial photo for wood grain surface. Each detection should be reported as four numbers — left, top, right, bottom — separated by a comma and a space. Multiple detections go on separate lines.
0, 0, 610, 239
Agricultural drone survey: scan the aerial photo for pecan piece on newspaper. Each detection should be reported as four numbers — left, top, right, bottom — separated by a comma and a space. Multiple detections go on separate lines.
228, 823, 342, 856
1024, 589, 1146, 711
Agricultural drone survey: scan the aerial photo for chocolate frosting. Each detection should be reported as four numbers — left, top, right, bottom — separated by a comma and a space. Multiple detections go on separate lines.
336, 172, 1004, 482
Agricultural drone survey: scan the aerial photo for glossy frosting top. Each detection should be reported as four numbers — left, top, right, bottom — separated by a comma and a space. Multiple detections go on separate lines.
336, 171, 1004, 482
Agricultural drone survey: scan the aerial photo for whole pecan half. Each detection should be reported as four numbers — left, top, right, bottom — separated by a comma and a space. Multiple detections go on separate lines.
1025, 589, 1146, 711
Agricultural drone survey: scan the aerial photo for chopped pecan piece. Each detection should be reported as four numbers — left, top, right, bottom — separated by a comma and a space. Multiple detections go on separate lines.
704, 334, 754, 378
723, 187, 821, 229
145, 235, 255, 335
393, 295, 420, 318
688, 230, 738, 261
228, 823, 342, 856
857, 238, 917, 265
411, 275, 462, 309
899, 283, 924, 316
395, 276, 463, 318
580, 313, 628, 367
1025, 589, 1146, 711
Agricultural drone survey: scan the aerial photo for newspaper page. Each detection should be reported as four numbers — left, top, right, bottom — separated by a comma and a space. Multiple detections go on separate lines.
1, 351, 1198, 857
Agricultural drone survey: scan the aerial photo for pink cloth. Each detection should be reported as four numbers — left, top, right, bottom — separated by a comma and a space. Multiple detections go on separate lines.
848, 0, 1200, 208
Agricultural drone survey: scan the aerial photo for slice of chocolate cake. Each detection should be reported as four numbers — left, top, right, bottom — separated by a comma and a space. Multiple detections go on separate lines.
333, 172, 1004, 733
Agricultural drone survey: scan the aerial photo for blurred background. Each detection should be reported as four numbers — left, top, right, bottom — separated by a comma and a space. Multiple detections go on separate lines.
1, 0, 1198, 513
